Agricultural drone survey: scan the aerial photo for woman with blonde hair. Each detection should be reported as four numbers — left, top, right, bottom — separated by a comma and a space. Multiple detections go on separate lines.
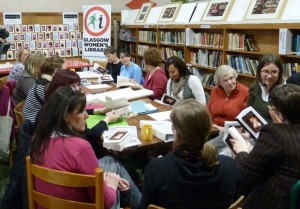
13, 53, 45, 104
22, 55, 65, 124
8, 48, 30, 81
139, 99, 239, 209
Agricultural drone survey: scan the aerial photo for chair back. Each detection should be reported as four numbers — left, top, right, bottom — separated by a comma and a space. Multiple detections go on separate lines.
290, 180, 300, 209
26, 156, 104, 209
147, 204, 166, 209
228, 195, 244, 209
14, 101, 25, 128
0, 76, 8, 91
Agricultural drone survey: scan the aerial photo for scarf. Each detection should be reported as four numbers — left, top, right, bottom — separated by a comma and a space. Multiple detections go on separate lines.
172, 76, 186, 96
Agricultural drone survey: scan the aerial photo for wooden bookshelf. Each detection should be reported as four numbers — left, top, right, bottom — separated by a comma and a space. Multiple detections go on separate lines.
120, 22, 300, 89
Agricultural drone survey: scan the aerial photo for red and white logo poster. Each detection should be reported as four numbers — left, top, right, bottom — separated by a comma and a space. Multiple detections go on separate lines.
82, 5, 111, 61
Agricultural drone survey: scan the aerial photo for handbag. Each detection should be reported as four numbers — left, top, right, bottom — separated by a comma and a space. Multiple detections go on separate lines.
0, 100, 13, 152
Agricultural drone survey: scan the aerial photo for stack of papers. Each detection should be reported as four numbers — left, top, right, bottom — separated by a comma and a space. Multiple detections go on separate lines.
130, 100, 158, 115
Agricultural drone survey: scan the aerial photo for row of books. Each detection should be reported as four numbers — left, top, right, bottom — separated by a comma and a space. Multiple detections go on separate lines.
160, 31, 185, 45
138, 30, 157, 43
161, 47, 184, 60
186, 29, 223, 49
190, 50, 222, 68
201, 73, 214, 88
1, 47, 82, 60
228, 33, 258, 52
122, 42, 136, 55
283, 62, 300, 78
226, 55, 259, 75
137, 44, 149, 56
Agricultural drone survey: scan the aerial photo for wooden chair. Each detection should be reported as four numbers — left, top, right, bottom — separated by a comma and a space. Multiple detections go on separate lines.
14, 101, 25, 128
228, 195, 244, 209
26, 156, 104, 209
0, 75, 8, 91
290, 180, 300, 209
147, 204, 165, 209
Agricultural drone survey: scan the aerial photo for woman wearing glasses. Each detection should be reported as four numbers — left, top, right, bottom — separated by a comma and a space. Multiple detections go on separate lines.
248, 54, 285, 122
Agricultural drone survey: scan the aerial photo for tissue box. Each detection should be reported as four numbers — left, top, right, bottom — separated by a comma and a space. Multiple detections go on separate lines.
139, 120, 174, 142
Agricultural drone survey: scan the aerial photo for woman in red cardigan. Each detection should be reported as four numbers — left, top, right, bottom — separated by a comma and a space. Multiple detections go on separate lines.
132, 48, 168, 100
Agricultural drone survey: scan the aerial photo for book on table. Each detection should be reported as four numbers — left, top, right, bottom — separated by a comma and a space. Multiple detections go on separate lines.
116, 76, 135, 88
98, 74, 114, 84
130, 100, 158, 115
103, 126, 141, 151
139, 120, 174, 142
81, 84, 111, 94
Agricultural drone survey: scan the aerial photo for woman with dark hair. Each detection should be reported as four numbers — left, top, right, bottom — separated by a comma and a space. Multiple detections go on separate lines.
248, 54, 285, 122
22, 55, 65, 123
119, 48, 143, 84
139, 99, 239, 209
104, 46, 122, 83
231, 84, 300, 209
165, 56, 206, 104
30, 86, 124, 209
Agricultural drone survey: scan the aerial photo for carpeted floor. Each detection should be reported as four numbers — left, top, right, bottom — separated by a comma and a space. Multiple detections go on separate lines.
0, 152, 11, 203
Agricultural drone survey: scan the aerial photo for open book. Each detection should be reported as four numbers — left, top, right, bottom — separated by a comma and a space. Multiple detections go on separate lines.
116, 76, 135, 88
154, 93, 178, 106
235, 106, 268, 139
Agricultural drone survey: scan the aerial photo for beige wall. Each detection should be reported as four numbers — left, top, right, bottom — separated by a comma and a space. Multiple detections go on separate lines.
1, 0, 174, 13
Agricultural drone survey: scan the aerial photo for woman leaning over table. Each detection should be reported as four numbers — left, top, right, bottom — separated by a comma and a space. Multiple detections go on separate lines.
119, 48, 143, 84
131, 48, 168, 100
13, 53, 44, 104
138, 99, 239, 209
248, 53, 285, 123
165, 56, 206, 104
30, 86, 125, 209
231, 84, 300, 209
8, 48, 30, 81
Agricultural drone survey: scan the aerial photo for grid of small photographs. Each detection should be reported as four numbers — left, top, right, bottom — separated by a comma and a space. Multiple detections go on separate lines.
1, 23, 82, 60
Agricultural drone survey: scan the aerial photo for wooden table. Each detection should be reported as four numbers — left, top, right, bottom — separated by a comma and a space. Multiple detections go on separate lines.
115, 98, 220, 155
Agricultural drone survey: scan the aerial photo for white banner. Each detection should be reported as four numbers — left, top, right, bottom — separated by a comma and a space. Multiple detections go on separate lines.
82, 5, 111, 61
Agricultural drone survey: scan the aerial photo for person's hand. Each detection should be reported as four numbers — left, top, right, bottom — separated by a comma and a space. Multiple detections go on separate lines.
230, 138, 252, 154
93, 107, 111, 115
130, 80, 143, 90
103, 110, 120, 124
268, 105, 283, 123
118, 178, 130, 191
212, 124, 224, 134
104, 172, 120, 191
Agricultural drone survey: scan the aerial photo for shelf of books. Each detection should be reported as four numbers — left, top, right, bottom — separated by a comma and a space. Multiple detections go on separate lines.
120, 22, 300, 90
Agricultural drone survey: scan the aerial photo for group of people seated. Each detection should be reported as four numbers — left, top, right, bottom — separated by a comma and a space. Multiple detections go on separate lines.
4, 46, 300, 209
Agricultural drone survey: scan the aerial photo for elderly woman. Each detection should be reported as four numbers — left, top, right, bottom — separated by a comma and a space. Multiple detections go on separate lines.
138, 99, 239, 209
8, 48, 30, 81
248, 54, 285, 123
208, 65, 249, 128
166, 56, 206, 104
231, 84, 300, 209
13, 53, 45, 104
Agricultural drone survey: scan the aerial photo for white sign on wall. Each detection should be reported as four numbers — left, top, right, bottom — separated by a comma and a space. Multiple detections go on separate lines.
3, 12, 22, 25
82, 5, 111, 61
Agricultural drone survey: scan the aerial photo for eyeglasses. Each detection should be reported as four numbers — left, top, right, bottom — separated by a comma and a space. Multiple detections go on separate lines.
261, 70, 279, 76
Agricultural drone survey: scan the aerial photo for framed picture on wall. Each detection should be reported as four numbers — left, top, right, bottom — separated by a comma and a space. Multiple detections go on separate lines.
201, 0, 235, 21
135, 2, 154, 23
244, 0, 287, 20
158, 3, 182, 22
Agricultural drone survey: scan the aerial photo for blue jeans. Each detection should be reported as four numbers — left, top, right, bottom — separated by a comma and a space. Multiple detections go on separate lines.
99, 156, 141, 209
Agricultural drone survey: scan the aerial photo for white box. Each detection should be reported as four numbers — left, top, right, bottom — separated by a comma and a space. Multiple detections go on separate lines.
139, 120, 174, 142
103, 129, 132, 151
